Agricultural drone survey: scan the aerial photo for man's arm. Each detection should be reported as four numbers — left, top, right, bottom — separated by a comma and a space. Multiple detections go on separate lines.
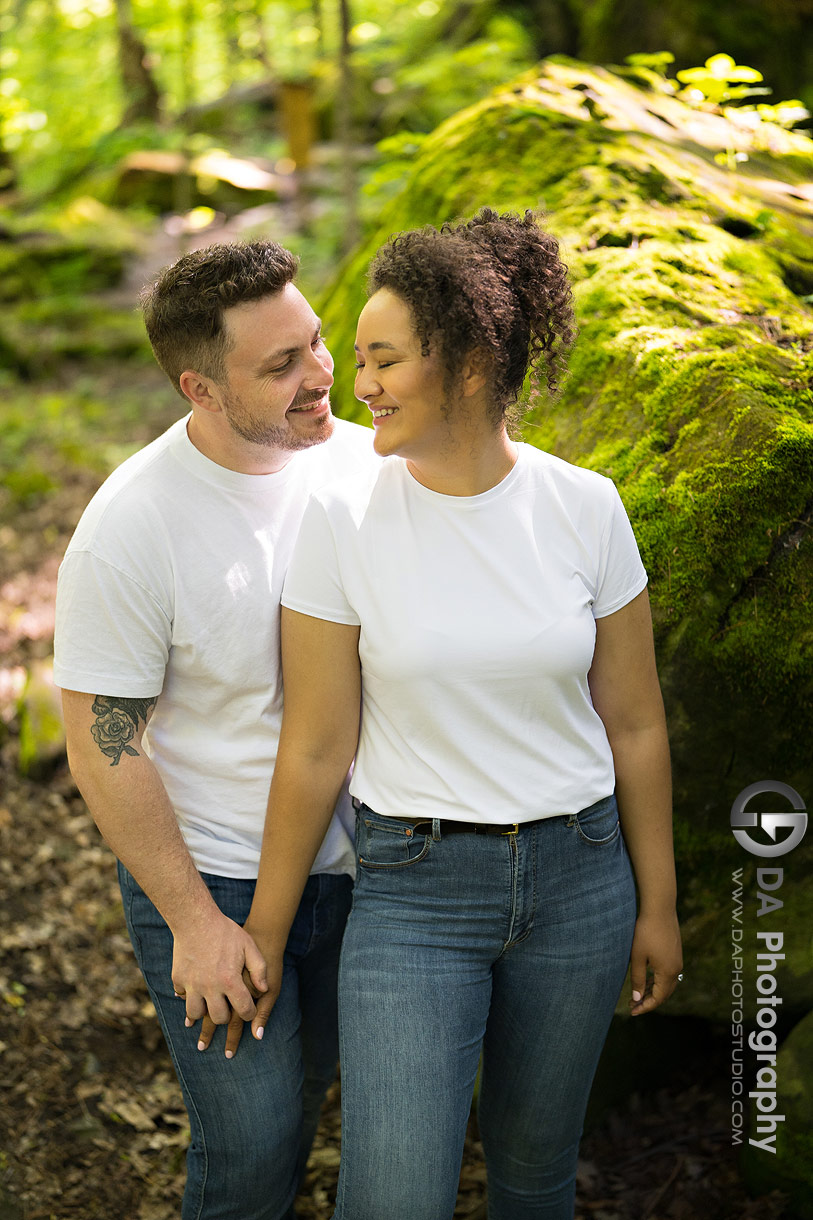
62, 689, 268, 1026
588, 589, 683, 1016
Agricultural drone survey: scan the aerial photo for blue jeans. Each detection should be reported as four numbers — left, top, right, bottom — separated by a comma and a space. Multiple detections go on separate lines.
334, 795, 636, 1220
119, 863, 352, 1220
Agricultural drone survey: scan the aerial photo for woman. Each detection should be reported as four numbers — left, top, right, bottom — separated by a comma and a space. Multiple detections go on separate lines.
233, 208, 682, 1218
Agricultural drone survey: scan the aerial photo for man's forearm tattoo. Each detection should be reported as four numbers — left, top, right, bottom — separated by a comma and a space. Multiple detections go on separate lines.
90, 695, 157, 766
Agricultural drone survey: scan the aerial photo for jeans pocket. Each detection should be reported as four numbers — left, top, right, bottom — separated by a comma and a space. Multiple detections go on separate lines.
356, 811, 432, 870
573, 794, 621, 846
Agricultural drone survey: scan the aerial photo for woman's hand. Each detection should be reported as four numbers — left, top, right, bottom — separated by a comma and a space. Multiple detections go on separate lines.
194, 610, 362, 1059
193, 924, 285, 1057
628, 908, 683, 1016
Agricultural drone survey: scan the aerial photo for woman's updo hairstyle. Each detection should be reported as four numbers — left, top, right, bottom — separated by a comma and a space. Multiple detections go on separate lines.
366, 208, 576, 423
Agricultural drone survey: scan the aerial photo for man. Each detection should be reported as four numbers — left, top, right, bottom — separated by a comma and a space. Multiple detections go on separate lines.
54, 240, 376, 1220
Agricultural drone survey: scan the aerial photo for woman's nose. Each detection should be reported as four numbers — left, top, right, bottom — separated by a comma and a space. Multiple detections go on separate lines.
354, 366, 381, 402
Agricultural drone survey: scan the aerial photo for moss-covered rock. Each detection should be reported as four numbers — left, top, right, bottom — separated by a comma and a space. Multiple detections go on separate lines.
2, 297, 150, 376
320, 58, 813, 1023
741, 1009, 813, 1216
17, 660, 66, 778
0, 237, 127, 302
0, 198, 145, 305
110, 149, 283, 215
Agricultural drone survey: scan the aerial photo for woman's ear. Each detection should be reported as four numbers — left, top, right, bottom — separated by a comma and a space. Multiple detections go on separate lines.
461, 348, 491, 398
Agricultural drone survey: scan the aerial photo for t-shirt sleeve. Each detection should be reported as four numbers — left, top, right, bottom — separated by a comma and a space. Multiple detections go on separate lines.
592, 483, 648, 618
53, 550, 171, 696
281, 495, 360, 626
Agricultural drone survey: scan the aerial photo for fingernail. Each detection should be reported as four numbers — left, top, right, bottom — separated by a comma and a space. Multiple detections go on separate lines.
185, 1017, 192, 1028
225, 1050, 234, 1060
197, 1040, 205, 1051
632, 990, 642, 1002
255, 1026, 264, 1040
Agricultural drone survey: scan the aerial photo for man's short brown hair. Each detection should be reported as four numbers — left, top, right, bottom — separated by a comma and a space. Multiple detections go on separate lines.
140, 240, 299, 397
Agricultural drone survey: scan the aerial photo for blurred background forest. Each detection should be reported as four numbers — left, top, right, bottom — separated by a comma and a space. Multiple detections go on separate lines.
1, 1, 813, 1218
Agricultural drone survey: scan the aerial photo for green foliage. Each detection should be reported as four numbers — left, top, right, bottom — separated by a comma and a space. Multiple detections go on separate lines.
0, 0, 538, 199
319, 59, 813, 731
675, 53, 767, 106
362, 14, 535, 136
624, 50, 811, 172
621, 51, 675, 92
0, 376, 174, 509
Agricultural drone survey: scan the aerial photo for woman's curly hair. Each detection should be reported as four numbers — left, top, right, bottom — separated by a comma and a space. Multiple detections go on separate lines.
367, 208, 576, 425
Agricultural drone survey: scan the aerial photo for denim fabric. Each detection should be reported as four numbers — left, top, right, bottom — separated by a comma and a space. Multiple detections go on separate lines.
118, 864, 352, 1220
334, 795, 636, 1220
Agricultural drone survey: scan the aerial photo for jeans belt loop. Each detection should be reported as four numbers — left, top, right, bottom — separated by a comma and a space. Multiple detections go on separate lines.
431, 817, 442, 842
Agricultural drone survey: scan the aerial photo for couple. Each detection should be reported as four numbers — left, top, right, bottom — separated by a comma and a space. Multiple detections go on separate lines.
55, 210, 682, 1220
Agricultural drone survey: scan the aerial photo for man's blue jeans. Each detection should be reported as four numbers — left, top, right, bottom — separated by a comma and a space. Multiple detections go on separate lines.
334, 795, 637, 1220
118, 863, 352, 1220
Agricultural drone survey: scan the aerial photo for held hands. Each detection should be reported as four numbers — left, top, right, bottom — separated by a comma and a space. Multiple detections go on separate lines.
628, 908, 683, 1016
171, 909, 269, 1031
190, 921, 285, 1058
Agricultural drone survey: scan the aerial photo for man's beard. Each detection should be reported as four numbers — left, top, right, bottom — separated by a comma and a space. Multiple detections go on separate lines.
223, 387, 334, 451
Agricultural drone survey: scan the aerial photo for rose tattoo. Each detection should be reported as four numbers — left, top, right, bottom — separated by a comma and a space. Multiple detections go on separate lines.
90, 695, 157, 766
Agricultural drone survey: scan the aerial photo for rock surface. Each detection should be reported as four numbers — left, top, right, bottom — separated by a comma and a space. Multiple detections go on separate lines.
321, 57, 813, 1026
742, 1007, 813, 1217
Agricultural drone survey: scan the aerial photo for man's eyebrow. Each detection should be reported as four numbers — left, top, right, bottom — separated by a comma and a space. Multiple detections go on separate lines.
353, 340, 398, 352
256, 321, 322, 369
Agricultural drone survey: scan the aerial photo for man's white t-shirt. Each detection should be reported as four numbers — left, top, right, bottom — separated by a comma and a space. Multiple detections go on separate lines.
282, 444, 648, 824
54, 415, 377, 877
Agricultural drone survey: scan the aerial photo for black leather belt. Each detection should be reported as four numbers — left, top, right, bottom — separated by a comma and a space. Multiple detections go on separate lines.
403, 818, 528, 837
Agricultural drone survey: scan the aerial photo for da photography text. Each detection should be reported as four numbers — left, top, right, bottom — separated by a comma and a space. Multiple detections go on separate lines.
729, 781, 807, 1153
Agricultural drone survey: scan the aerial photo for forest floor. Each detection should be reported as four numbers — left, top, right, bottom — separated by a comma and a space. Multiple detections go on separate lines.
0, 230, 795, 1219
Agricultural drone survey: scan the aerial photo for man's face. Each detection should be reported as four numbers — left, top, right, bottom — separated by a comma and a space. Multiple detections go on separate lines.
217, 284, 335, 453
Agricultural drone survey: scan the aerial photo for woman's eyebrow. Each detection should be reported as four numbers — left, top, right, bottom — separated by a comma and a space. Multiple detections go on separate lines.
354, 340, 399, 352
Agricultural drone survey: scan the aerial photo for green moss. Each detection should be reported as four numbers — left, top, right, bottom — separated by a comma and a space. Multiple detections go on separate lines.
3, 296, 150, 374
0, 240, 127, 302
741, 1011, 813, 1215
17, 662, 65, 778
324, 63, 813, 1004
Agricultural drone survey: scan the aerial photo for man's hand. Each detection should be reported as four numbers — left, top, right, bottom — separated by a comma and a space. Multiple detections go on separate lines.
171, 910, 269, 1029
195, 921, 285, 1058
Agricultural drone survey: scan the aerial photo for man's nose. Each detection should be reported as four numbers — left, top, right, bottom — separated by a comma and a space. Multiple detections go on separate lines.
306, 343, 334, 385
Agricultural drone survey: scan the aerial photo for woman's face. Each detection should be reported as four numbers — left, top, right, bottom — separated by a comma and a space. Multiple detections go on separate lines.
354, 289, 462, 462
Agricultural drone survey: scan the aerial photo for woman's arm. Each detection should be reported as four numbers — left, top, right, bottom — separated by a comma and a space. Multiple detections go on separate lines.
588, 588, 683, 1015
248, 607, 362, 1005
198, 607, 362, 1053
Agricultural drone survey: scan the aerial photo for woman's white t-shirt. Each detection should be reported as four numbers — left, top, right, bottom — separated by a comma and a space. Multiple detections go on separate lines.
282, 444, 648, 824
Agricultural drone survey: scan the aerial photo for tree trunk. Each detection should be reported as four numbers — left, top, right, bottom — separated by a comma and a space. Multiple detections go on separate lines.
512, 0, 580, 58
0, 22, 16, 192
219, 0, 242, 77
249, 0, 272, 70
175, 0, 196, 113
311, 0, 325, 53
336, 0, 360, 254
113, 0, 161, 126
438, 0, 499, 49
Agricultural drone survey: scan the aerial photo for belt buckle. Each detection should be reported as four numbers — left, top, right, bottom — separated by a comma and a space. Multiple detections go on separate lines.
501, 824, 519, 836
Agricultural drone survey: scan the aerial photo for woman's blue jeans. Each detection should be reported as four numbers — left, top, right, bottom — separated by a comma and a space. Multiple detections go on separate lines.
118, 864, 352, 1220
334, 795, 636, 1220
